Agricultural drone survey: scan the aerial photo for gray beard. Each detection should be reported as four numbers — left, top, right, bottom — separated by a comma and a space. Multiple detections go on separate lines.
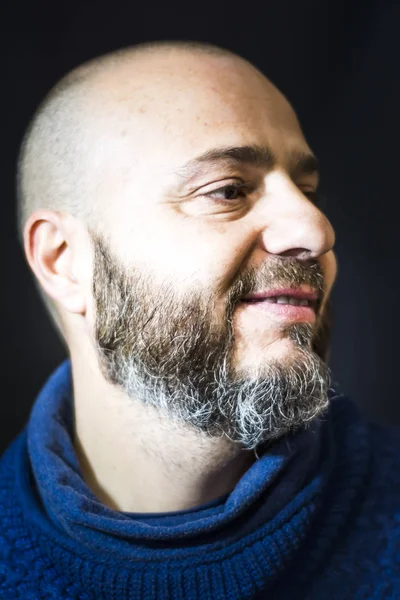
92, 234, 331, 451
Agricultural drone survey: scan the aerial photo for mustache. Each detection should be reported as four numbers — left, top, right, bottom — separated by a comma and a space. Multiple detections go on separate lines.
229, 258, 325, 306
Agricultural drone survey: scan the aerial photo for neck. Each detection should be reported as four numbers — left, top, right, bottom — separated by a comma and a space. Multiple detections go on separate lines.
70, 345, 255, 513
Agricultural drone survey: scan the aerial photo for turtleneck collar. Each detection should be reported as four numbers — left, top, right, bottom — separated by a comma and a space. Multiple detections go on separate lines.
27, 359, 333, 559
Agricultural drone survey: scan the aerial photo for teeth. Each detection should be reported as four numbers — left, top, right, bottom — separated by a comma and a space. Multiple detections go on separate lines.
275, 296, 310, 306
246, 295, 311, 306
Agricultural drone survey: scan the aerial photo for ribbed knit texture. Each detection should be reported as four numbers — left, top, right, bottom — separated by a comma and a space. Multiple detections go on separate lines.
0, 360, 400, 599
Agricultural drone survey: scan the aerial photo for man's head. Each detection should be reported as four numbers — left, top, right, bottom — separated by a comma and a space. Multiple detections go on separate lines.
18, 41, 336, 450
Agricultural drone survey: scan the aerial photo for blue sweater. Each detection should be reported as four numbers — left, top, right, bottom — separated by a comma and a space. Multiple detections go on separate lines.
0, 360, 399, 599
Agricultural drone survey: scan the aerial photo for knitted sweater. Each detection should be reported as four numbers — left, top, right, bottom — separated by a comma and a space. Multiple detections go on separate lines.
0, 360, 399, 599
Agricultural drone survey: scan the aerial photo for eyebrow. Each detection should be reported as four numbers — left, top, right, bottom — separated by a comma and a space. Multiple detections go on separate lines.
173, 144, 319, 184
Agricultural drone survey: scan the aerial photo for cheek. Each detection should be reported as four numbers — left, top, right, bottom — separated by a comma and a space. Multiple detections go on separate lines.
116, 209, 241, 293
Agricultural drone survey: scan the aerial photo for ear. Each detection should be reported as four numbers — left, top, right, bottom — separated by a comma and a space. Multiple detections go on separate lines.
23, 210, 87, 316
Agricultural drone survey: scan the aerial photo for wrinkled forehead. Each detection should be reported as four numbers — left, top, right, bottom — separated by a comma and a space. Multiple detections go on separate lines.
83, 53, 309, 182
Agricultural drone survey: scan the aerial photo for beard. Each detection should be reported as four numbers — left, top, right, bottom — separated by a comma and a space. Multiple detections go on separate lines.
91, 232, 332, 451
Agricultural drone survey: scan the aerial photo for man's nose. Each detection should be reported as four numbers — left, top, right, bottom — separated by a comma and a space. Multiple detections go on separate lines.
256, 170, 335, 260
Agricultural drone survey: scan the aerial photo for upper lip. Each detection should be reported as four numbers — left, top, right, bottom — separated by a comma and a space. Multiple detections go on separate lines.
243, 287, 319, 302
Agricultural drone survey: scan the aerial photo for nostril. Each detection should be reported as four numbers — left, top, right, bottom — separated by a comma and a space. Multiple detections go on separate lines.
280, 248, 311, 259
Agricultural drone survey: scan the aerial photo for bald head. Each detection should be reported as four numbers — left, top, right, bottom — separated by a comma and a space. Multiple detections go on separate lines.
17, 40, 296, 243
17, 41, 262, 330
16, 41, 246, 245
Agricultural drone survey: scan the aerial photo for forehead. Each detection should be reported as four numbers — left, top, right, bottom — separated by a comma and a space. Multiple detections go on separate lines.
86, 53, 311, 180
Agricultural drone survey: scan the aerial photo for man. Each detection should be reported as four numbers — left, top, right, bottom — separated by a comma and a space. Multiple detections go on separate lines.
0, 40, 399, 600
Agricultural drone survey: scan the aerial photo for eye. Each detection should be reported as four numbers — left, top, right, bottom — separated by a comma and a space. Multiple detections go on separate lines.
303, 190, 317, 201
204, 183, 250, 203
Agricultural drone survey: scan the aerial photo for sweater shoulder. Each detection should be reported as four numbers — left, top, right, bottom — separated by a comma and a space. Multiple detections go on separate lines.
0, 431, 87, 599
309, 398, 400, 598
0, 431, 39, 598
333, 395, 400, 506
0, 429, 27, 504
332, 395, 400, 462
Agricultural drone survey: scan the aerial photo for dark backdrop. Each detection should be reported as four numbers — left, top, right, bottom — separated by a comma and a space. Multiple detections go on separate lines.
1, 0, 399, 455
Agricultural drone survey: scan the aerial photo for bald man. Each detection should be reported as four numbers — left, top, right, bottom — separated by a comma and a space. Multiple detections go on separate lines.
1, 41, 399, 600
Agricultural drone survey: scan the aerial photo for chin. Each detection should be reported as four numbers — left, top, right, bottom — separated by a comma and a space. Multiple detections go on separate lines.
234, 337, 310, 374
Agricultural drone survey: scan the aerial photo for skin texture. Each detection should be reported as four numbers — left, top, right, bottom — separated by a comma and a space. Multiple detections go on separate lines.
23, 46, 336, 512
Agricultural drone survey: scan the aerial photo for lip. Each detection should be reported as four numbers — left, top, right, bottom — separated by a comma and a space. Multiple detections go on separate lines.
240, 299, 316, 323
243, 287, 318, 302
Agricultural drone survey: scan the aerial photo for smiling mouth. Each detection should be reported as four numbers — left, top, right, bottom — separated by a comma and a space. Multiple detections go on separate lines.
242, 295, 317, 311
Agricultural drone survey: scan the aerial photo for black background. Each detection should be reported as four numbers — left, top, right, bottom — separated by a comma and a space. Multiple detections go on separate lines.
1, 0, 399, 455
